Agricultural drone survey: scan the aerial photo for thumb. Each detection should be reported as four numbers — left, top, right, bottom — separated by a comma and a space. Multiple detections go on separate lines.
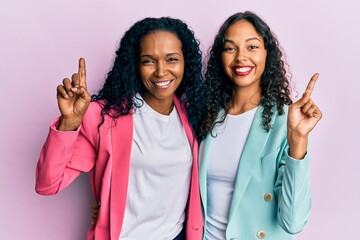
71, 86, 91, 101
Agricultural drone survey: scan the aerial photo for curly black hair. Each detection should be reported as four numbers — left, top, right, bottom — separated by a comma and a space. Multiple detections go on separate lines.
198, 11, 292, 140
92, 17, 204, 138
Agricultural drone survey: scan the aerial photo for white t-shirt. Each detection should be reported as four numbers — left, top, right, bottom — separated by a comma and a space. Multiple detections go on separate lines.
119, 95, 192, 240
204, 107, 257, 240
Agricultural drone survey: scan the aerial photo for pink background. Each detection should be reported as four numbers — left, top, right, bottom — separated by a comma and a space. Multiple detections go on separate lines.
1, 0, 358, 239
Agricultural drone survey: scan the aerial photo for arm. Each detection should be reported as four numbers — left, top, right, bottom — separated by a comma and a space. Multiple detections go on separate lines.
275, 73, 322, 233
35, 58, 95, 195
274, 146, 311, 234
35, 113, 96, 195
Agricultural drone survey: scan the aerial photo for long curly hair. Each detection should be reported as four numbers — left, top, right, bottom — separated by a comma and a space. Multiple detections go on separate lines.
198, 11, 292, 140
92, 17, 204, 138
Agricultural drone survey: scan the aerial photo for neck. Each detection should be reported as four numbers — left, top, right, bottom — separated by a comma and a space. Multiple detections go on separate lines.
140, 92, 175, 115
228, 87, 261, 115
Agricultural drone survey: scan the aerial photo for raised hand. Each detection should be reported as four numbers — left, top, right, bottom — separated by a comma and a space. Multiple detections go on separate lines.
287, 73, 322, 159
57, 58, 91, 131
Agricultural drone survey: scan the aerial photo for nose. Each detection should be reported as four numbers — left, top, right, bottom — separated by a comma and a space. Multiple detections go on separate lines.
154, 61, 167, 78
235, 50, 247, 62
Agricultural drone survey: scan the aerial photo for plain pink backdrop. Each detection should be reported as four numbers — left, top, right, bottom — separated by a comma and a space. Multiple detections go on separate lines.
1, 0, 358, 239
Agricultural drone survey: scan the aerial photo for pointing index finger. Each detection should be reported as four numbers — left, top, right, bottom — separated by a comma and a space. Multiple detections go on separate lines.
304, 73, 319, 97
78, 57, 87, 88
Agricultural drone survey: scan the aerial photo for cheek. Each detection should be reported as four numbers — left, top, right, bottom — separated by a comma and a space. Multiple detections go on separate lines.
174, 63, 185, 79
254, 54, 267, 71
139, 67, 151, 82
221, 54, 226, 66
221, 55, 233, 78
221, 54, 232, 70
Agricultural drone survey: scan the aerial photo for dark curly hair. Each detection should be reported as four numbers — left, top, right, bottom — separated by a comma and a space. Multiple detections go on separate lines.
198, 11, 292, 140
92, 17, 204, 138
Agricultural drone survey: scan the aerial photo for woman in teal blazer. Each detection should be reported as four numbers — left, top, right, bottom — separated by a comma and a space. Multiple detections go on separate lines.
198, 12, 322, 240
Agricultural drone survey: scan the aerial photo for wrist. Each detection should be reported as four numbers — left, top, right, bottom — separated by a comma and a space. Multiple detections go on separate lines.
57, 117, 82, 131
288, 131, 308, 160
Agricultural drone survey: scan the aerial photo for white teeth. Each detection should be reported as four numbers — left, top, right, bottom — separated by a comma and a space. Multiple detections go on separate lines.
154, 80, 171, 86
235, 67, 252, 73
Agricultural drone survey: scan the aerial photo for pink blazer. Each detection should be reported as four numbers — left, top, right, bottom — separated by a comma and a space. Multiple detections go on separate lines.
35, 97, 203, 240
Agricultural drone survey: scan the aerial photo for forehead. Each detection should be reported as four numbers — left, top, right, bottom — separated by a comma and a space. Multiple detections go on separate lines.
140, 30, 182, 53
225, 20, 263, 41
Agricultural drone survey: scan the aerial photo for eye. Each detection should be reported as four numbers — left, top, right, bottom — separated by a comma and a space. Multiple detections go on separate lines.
141, 59, 155, 65
223, 47, 236, 52
167, 57, 178, 63
248, 45, 259, 50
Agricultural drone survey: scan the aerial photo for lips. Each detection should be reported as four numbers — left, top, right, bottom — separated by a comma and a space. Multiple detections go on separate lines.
232, 66, 254, 76
152, 80, 173, 88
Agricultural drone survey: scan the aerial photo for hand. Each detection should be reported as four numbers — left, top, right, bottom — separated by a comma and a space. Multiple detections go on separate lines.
91, 202, 100, 226
287, 73, 322, 158
56, 58, 91, 131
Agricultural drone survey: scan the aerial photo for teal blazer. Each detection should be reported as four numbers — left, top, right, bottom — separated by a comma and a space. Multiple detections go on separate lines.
199, 106, 311, 240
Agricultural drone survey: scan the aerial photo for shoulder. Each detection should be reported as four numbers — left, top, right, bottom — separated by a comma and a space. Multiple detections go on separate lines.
85, 100, 133, 124
85, 101, 104, 119
83, 100, 117, 126
282, 104, 289, 114
273, 104, 289, 123
174, 96, 191, 122
260, 104, 289, 131
174, 96, 186, 113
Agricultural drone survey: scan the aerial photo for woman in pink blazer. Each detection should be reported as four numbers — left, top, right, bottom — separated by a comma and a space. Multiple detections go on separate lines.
36, 17, 204, 240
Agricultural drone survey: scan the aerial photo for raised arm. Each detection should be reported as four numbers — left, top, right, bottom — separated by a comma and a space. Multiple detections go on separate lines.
35, 58, 96, 195
287, 73, 322, 159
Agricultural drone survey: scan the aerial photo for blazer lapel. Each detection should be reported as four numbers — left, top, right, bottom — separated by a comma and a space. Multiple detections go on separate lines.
199, 133, 211, 217
228, 106, 275, 222
174, 96, 203, 231
174, 97, 194, 148
110, 114, 133, 239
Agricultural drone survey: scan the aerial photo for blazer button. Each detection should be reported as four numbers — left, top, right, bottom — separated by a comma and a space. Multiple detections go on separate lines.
257, 230, 266, 239
264, 192, 273, 202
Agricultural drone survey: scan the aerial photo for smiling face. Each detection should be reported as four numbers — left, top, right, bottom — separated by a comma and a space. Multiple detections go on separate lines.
221, 20, 267, 93
139, 30, 184, 113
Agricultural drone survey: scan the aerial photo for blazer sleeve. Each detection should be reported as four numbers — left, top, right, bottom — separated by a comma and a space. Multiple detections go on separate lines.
35, 108, 98, 195
274, 146, 311, 234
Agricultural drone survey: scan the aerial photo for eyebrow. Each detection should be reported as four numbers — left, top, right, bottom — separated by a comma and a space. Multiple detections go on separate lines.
224, 37, 262, 44
140, 52, 182, 58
